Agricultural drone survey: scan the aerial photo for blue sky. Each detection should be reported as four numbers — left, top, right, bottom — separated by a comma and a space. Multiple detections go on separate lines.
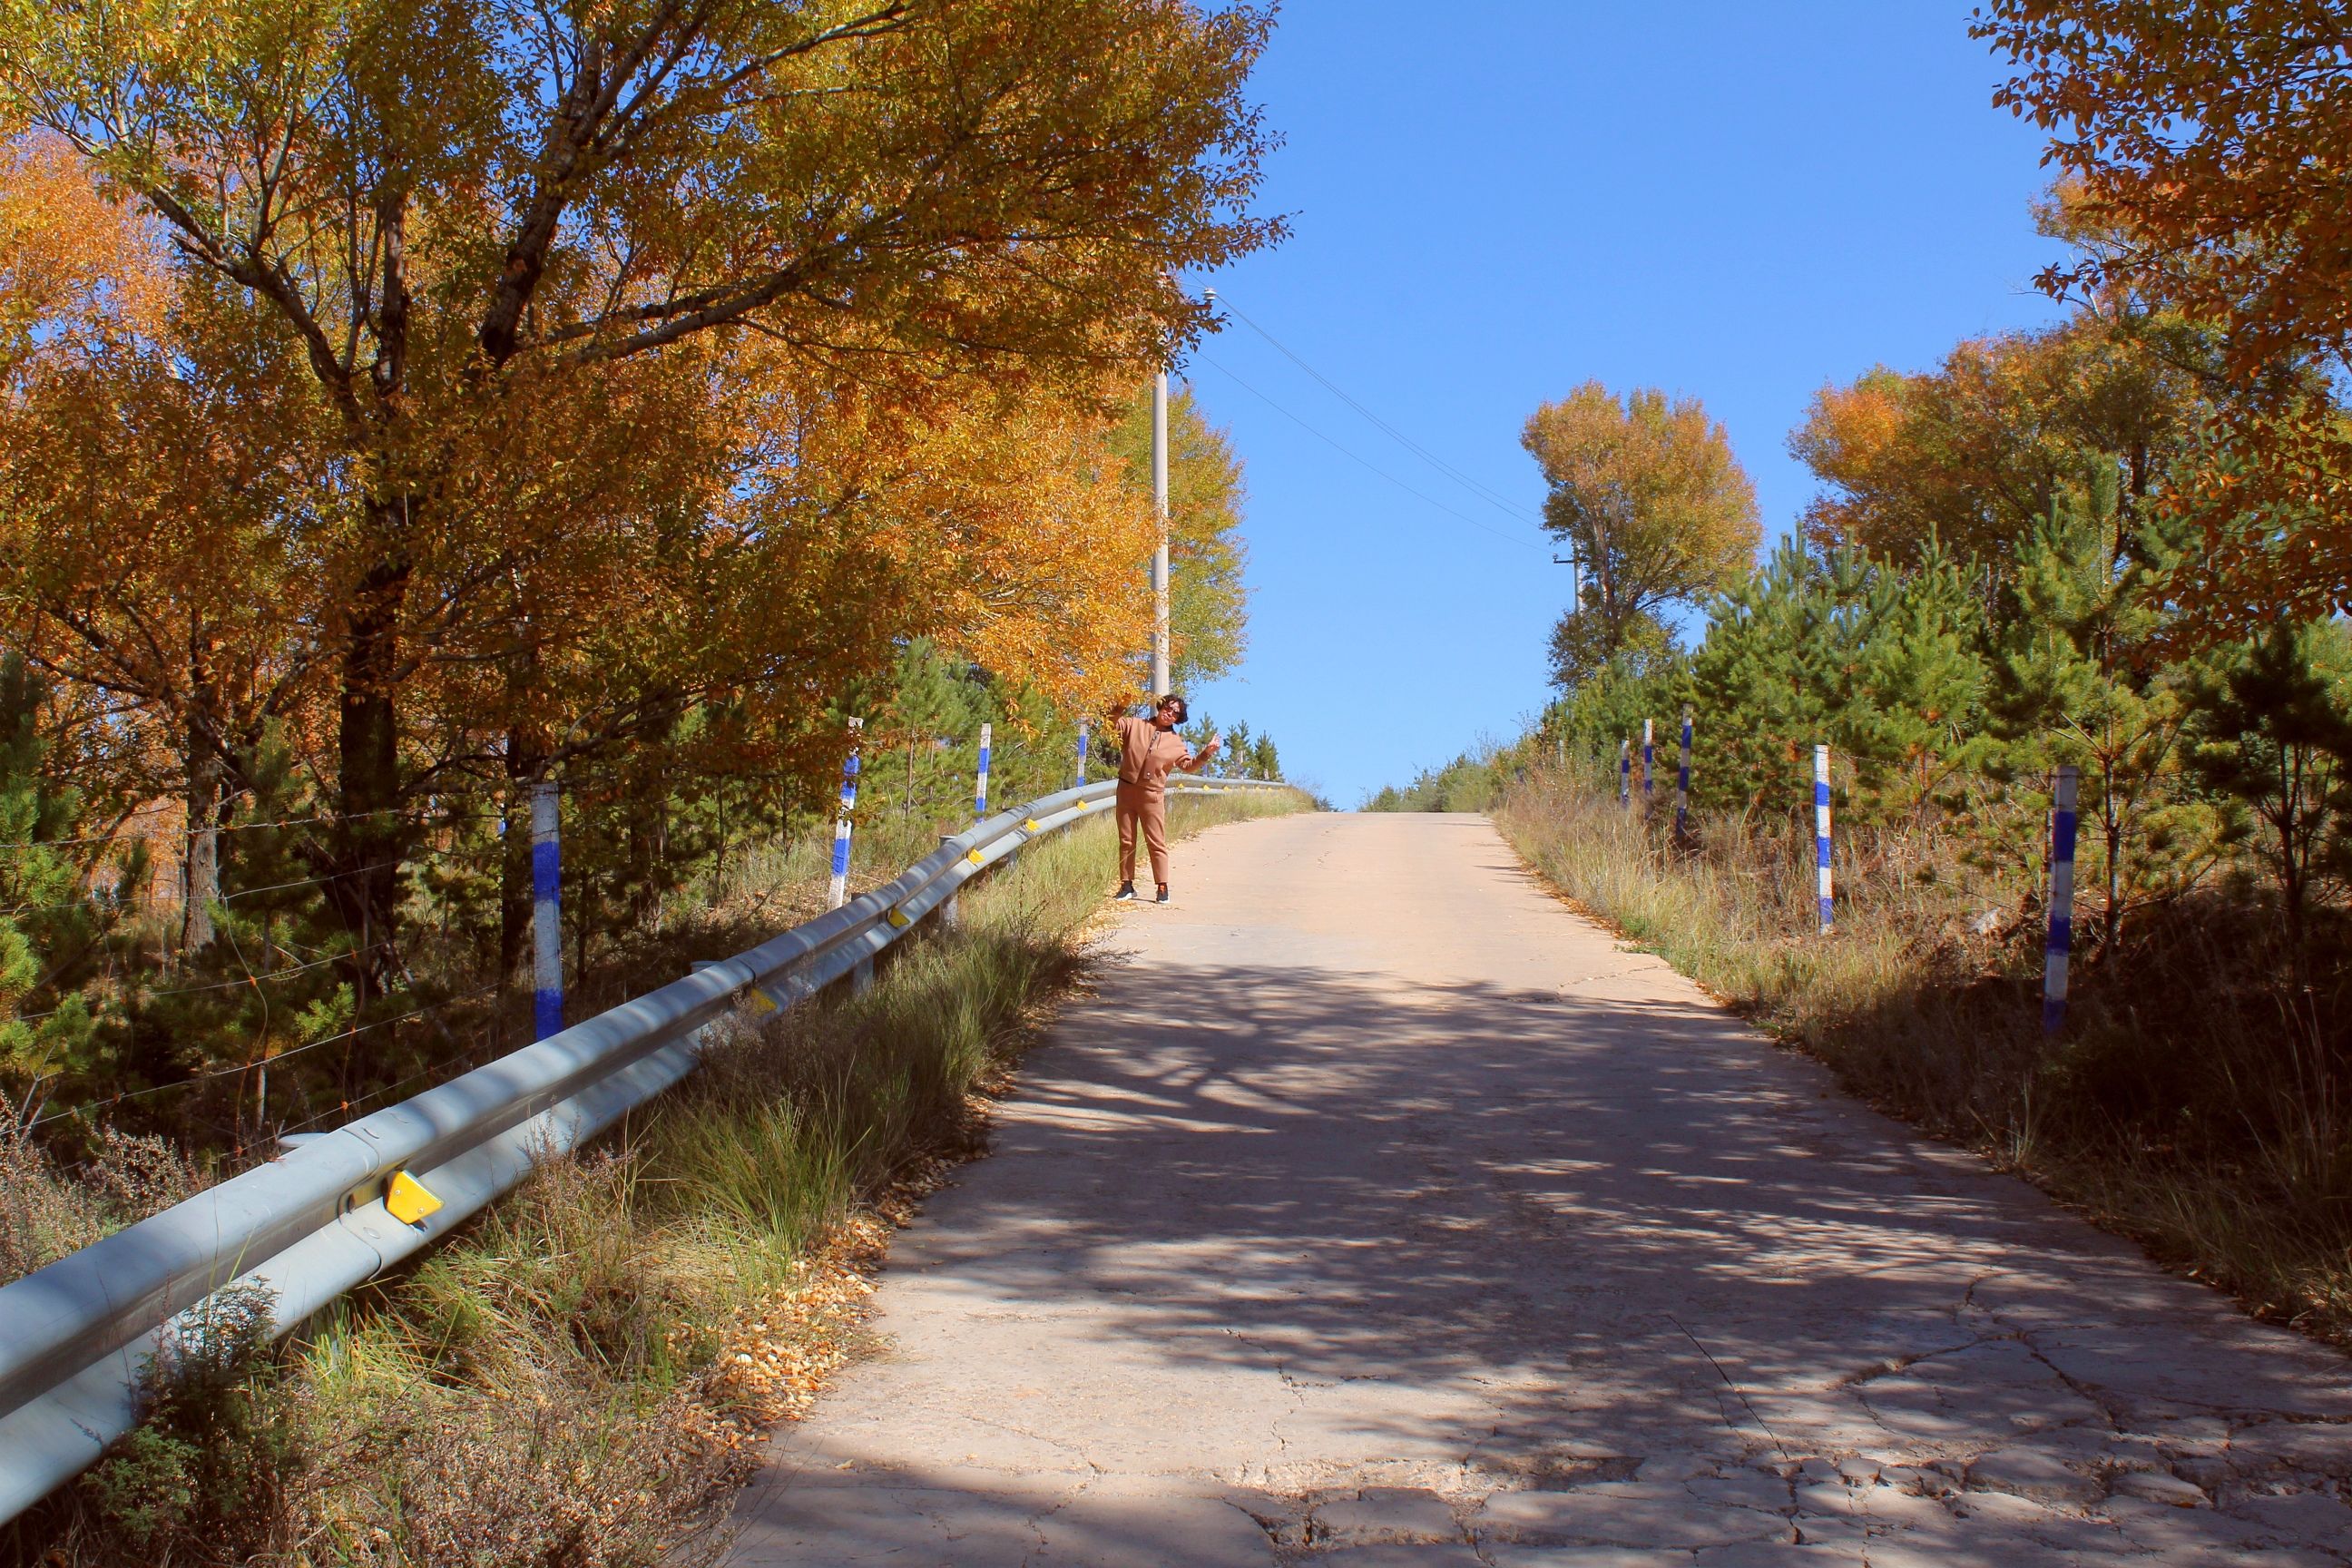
1179, 1, 2069, 806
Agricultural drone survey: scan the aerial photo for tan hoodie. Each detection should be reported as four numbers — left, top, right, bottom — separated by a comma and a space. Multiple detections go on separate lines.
1115, 713, 1197, 798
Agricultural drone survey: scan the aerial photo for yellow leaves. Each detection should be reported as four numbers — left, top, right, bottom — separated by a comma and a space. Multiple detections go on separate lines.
750, 371, 1159, 716
0, 134, 168, 373
1523, 381, 1760, 617
1789, 318, 2207, 571
0, 0, 1272, 855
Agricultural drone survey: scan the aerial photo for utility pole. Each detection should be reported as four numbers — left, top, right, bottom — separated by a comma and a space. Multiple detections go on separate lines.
1152, 367, 1171, 699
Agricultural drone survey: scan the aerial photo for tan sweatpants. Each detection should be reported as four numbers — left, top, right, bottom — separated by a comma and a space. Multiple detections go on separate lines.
1115, 782, 1169, 885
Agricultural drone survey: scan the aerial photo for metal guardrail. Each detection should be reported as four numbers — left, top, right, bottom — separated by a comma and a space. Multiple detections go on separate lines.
0, 775, 1293, 1522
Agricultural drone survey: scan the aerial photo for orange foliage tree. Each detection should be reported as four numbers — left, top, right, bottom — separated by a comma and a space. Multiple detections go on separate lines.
1976, 0, 2352, 622
1790, 313, 2209, 570
1522, 383, 1759, 687
0, 0, 1280, 978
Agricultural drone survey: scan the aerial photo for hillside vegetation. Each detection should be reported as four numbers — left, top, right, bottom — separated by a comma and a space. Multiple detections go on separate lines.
1377, 4, 2352, 1341
9, 789, 1305, 1566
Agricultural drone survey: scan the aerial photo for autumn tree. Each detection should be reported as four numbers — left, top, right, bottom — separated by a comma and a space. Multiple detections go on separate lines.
1521, 383, 1760, 688
1110, 383, 1250, 689
1789, 312, 2210, 571
1976, 0, 2352, 621
0, 0, 1280, 975
0, 245, 334, 957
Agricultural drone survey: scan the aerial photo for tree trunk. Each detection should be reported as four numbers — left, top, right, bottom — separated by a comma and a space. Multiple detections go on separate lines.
2104, 807, 2123, 954
326, 520, 415, 1006
499, 786, 533, 985
499, 729, 548, 986
181, 733, 221, 956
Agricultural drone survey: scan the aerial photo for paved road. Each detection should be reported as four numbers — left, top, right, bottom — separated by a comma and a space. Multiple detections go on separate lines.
731, 811, 2352, 1566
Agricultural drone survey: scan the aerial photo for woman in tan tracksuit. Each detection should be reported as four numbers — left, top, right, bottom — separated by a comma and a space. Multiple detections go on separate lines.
1112, 694, 1220, 904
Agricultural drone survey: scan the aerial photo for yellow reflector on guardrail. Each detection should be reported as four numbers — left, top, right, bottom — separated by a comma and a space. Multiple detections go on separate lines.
386, 1171, 444, 1227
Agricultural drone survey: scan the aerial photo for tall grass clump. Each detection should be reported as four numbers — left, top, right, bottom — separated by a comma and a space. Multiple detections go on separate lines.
1494, 762, 2352, 1345
12, 787, 1303, 1568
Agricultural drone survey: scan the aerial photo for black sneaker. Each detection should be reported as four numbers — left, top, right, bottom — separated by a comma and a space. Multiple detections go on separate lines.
1112, 881, 1138, 902
1154, 885, 1171, 904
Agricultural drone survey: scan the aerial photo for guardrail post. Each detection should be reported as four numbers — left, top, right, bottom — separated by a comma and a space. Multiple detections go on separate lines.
1642, 718, 1654, 800
1814, 743, 1834, 935
2043, 765, 2080, 1034
975, 720, 992, 820
1619, 738, 1631, 808
828, 719, 862, 912
938, 834, 964, 931
1075, 719, 1089, 788
0, 768, 1240, 1525
1676, 707, 1692, 838
531, 780, 563, 1041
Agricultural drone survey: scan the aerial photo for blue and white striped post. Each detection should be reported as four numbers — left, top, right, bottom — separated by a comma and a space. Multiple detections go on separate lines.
1642, 718, 1654, 800
2043, 765, 2080, 1034
1075, 719, 1090, 788
828, 718, 863, 912
1619, 738, 1631, 808
1813, 744, 1834, 934
975, 721, 993, 820
530, 780, 563, 1041
1677, 707, 1692, 838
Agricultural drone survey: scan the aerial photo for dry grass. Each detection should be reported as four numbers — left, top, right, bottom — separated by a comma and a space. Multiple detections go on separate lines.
1, 1101, 208, 1285
11, 788, 1306, 1568
1494, 767, 2352, 1347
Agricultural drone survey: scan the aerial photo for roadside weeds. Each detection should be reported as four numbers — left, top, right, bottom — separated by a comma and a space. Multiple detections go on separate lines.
1492, 771, 2352, 1355
11, 789, 1306, 1568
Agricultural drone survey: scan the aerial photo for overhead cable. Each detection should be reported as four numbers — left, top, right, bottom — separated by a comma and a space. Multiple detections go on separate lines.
1213, 296, 1547, 529
1191, 352, 1544, 554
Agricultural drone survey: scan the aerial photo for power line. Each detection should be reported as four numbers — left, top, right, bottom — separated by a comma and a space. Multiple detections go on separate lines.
1, 805, 491, 857
5, 941, 395, 1024
1191, 351, 1544, 554
1211, 296, 1547, 529
29, 982, 501, 1130
0, 857, 409, 922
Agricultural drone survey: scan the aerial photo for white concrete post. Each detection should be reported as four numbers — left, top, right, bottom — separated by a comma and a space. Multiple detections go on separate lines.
1676, 708, 1692, 838
531, 780, 563, 1041
1152, 370, 1171, 699
1814, 744, 1834, 934
828, 719, 862, 912
975, 721, 993, 820
2044, 766, 2081, 1034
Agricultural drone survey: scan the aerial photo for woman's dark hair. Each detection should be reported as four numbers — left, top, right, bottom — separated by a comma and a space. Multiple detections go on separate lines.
1159, 693, 1189, 724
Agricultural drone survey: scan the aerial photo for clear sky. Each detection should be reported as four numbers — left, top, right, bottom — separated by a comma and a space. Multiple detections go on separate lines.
1179, 1, 2069, 807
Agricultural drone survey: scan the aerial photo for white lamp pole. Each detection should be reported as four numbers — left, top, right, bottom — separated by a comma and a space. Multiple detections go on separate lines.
1152, 367, 1171, 699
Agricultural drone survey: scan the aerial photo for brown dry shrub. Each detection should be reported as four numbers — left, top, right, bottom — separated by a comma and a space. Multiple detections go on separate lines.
311, 1388, 740, 1568
0, 1099, 108, 1283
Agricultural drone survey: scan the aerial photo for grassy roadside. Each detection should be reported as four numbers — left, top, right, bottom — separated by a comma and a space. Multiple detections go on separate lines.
17, 788, 1308, 1568
1493, 770, 2352, 1351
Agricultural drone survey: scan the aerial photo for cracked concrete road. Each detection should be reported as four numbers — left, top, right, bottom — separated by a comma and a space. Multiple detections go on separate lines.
730, 811, 2352, 1566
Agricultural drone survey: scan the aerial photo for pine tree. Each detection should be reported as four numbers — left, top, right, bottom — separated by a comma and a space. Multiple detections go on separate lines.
124, 725, 358, 1144
1994, 467, 2216, 950
0, 655, 136, 1124
1844, 536, 1993, 829
2182, 621, 2352, 937
1690, 539, 1869, 814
